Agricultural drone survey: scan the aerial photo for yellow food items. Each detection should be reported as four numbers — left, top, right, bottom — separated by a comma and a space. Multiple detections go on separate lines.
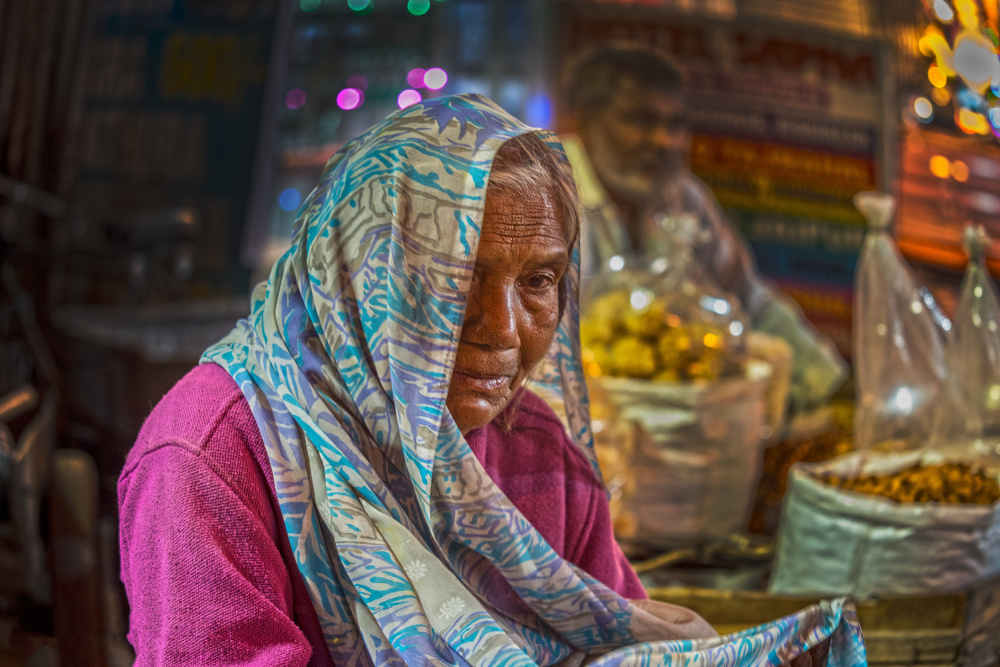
623, 299, 668, 337
583, 289, 741, 382
823, 463, 1000, 504
609, 337, 658, 379
686, 356, 723, 381
656, 327, 692, 367
580, 320, 616, 348
588, 291, 631, 328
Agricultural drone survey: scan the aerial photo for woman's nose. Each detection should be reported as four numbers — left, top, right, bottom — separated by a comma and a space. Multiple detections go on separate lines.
465, 278, 519, 349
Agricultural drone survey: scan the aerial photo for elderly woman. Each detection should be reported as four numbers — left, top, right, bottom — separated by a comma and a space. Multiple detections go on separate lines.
119, 95, 863, 666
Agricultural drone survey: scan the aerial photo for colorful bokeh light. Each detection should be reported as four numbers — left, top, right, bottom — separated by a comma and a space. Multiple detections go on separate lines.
347, 0, 371, 11
285, 89, 307, 109
300, 0, 321, 9
953, 32, 1000, 92
957, 107, 991, 134
928, 65, 948, 88
929, 154, 951, 178
990, 107, 1000, 128
525, 93, 553, 128
407, 68, 426, 88
951, 159, 970, 182
346, 75, 368, 91
279, 188, 303, 212
956, 0, 979, 29
932, 87, 951, 105
337, 88, 363, 110
424, 67, 448, 90
913, 97, 934, 120
933, 0, 955, 23
398, 89, 422, 108
407, 0, 430, 15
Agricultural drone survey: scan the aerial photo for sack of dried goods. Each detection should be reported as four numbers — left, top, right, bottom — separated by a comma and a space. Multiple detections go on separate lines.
770, 449, 1000, 596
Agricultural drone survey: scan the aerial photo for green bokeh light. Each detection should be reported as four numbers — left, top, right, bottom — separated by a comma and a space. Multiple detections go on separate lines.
407, 0, 430, 15
300, 0, 321, 10
347, 0, 371, 11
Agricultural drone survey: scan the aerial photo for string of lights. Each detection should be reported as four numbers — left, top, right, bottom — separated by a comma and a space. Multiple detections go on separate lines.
913, 0, 1000, 139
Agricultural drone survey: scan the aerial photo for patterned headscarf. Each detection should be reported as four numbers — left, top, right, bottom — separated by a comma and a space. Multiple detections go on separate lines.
204, 94, 865, 666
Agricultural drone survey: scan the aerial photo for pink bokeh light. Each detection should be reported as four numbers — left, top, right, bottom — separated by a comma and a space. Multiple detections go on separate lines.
285, 88, 307, 109
336, 88, 363, 110
346, 75, 368, 91
406, 68, 426, 88
397, 89, 422, 109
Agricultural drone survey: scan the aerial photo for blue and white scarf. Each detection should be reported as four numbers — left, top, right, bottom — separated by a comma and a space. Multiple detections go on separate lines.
204, 94, 866, 666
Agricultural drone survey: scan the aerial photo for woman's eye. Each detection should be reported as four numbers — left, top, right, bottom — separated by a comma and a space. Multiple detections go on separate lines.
524, 274, 555, 290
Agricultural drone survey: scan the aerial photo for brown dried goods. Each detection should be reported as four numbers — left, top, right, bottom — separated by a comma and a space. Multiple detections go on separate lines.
822, 463, 1000, 504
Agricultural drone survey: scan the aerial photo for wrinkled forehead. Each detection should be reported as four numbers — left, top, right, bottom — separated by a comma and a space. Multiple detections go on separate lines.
480, 186, 565, 246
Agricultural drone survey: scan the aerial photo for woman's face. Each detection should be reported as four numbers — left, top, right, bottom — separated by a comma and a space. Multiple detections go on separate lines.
447, 185, 570, 434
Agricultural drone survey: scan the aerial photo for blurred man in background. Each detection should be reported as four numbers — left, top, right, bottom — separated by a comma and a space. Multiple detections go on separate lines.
562, 44, 847, 410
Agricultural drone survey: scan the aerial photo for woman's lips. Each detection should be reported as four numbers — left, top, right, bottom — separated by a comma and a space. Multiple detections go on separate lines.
451, 368, 513, 393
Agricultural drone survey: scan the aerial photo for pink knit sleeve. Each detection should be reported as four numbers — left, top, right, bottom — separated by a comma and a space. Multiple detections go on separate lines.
565, 482, 648, 600
118, 442, 314, 666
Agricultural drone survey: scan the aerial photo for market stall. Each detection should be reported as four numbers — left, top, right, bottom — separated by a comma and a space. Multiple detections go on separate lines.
551, 1, 1000, 663
582, 190, 1000, 665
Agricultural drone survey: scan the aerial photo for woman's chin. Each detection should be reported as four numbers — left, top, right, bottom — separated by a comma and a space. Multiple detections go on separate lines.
448, 393, 505, 434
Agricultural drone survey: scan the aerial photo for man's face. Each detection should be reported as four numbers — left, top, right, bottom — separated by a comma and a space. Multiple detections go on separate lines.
579, 78, 690, 203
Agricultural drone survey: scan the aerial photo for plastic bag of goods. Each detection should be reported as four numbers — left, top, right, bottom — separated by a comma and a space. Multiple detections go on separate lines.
587, 376, 635, 533
581, 256, 774, 542
770, 448, 1000, 596
852, 191, 953, 450
933, 225, 1000, 455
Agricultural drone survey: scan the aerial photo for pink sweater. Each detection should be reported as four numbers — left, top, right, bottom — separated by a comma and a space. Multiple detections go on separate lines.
119, 363, 645, 666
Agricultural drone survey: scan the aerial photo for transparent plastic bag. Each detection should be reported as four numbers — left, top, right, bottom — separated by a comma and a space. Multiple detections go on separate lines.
853, 191, 952, 450
580, 241, 771, 541
580, 213, 748, 384
580, 269, 746, 383
934, 225, 1000, 455
603, 362, 771, 541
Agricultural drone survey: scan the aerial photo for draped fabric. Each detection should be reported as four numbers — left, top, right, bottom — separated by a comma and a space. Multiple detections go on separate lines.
203, 94, 866, 666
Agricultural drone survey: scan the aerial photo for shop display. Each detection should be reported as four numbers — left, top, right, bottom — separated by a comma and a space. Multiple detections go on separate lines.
749, 408, 854, 534
852, 191, 954, 451
771, 449, 1000, 596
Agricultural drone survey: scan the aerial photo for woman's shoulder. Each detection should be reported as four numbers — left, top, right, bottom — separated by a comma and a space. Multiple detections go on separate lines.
121, 363, 265, 484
